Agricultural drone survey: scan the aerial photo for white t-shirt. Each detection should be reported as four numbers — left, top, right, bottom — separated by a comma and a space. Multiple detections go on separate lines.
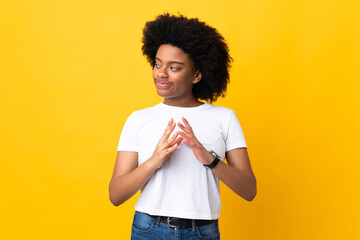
117, 102, 247, 220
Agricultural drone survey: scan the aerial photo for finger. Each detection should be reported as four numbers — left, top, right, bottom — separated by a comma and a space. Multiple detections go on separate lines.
177, 131, 195, 147
173, 136, 183, 146
170, 142, 179, 151
166, 120, 176, 137
163, 118, 173, 134
161, 119, 175, 140
159, 131, 178, 152
169, 132, 182, 145
164, 143, 178, 155
167, 132, 179, 145
178, 130, 191, 139
181, 117, 193, 130
177, 122, 186, 131
181, 137, 191, 146
177, 122, 191, 133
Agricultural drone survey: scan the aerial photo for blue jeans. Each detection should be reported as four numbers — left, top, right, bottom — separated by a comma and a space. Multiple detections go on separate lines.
131, 211, 220, 240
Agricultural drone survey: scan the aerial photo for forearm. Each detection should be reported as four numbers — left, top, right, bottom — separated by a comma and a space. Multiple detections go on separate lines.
109, 159, 157, 206
211, 161, 257, 201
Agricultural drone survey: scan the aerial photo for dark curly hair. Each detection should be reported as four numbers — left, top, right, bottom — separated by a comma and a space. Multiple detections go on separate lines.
141, 13, 232, 102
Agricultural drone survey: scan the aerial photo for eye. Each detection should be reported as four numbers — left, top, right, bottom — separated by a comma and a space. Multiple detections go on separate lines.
154, 63, 161, 68
170, 66, 179, 71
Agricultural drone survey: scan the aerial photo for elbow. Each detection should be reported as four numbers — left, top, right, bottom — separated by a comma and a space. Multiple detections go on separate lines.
245, 189, 257, 202
109, 192, 125, 206
109, 190, 119, 206
108, 184, 123, 207
109, 195, 121, 206
245, 177, 257, 202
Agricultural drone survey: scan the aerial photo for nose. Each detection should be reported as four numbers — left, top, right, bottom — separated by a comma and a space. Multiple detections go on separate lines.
157, 66, 168, 79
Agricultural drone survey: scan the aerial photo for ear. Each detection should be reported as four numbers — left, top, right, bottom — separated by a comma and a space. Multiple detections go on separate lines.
192, 71, 202, 84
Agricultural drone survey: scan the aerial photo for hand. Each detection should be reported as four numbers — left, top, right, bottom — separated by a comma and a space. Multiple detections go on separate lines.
147, 118, 183, 170
177, 117, 214, 165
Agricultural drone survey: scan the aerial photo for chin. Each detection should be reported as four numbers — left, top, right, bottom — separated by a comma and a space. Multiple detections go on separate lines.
156, 90, 173, 98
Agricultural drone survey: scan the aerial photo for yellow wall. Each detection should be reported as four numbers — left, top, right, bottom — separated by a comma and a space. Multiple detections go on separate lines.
1, 0, 359, 239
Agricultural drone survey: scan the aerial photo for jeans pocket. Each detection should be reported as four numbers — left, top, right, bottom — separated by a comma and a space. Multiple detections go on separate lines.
132, 211, 156, 233
196, 220, 220, 239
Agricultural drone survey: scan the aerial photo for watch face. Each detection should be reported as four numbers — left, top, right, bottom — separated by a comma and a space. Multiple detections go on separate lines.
210, 150, 218, 158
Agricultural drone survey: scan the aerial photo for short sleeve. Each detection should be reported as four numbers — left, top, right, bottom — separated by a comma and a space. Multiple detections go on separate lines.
116, 112, 139, 152
225, 111, 247, 152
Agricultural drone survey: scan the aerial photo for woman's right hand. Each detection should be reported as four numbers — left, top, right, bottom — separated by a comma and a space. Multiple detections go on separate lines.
109, 118, 182, 206
147, 118, 183, 170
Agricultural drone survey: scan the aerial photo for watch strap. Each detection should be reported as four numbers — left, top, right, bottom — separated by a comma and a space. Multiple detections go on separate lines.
204, 151, 221, 169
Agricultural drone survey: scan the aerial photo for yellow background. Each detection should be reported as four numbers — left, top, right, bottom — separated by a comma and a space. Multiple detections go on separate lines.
1, 0, 359, 239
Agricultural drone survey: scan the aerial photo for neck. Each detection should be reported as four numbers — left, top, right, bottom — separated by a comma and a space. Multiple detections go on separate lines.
163, 97, 203, 107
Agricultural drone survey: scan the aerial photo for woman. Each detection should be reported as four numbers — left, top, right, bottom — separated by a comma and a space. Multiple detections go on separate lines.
109, 13, 257, 240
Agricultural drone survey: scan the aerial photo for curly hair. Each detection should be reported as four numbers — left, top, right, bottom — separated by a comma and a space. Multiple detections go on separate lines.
141, 13, 232, 102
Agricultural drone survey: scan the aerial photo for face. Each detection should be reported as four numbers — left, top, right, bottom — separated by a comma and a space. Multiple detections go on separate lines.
153, 44, 201, 103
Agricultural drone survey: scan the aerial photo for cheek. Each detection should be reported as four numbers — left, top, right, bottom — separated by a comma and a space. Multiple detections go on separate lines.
181, 73, 196, 86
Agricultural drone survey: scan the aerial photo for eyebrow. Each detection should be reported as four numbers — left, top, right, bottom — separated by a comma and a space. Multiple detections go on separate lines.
155, 57, 185, 65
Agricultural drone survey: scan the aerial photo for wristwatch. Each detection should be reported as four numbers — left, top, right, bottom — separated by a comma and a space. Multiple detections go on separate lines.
203, 150, 221, 169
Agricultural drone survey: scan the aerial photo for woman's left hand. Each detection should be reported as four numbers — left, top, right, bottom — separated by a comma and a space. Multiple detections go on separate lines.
178, 117, 257, 201
177, 117, 214, 165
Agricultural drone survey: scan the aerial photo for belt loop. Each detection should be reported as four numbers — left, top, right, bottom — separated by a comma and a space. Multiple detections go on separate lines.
155, 216, 161, 228
191, 219, 196, 231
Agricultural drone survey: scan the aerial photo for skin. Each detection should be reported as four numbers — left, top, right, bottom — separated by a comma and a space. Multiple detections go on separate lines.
153, 44, 202, 107
109, 44, 257, 206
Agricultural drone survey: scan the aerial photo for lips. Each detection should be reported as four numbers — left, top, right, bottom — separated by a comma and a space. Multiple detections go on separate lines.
155, 80, 173, 89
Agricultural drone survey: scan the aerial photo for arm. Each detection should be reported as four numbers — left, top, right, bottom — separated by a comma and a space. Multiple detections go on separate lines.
109, 151, 154, 206
178, 117, 257, 201
109, 118, 183, 206
212, 148, 257, 201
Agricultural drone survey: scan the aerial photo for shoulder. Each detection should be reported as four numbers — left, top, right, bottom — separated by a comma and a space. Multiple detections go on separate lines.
125, 103, 162, 122
133, 103, 162, 115
204, 103, 241, 129
205, 102, 235, 116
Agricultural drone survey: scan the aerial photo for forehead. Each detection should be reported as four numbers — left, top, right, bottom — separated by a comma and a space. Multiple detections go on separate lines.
156, 44, 192, 63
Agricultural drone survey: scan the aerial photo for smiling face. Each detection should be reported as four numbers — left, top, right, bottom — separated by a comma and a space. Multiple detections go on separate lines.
153, 44, 202, 106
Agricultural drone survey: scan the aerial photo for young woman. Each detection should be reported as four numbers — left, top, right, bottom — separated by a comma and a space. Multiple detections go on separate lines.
109, 13, 257, 240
